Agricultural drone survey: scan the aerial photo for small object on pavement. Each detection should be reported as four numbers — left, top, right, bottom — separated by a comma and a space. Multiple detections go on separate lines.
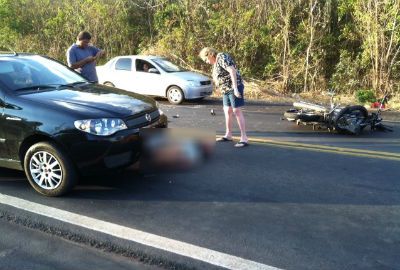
172, 114, 180, 118
211, 109, 216, 116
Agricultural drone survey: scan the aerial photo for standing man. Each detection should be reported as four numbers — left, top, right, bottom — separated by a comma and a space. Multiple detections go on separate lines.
199, 47, 249, 147
66, 31, 105, 83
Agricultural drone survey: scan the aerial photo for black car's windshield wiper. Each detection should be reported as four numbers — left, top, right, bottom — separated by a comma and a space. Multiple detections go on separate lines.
15, 85, 59, 91
62, 81, 88, 87
15, 81, 88, 92
54, 81, 89, 89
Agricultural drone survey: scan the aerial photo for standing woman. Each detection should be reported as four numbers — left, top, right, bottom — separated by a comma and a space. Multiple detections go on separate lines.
199, 47, 248, 147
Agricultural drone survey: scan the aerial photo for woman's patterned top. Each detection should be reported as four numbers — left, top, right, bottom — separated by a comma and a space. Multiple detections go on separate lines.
212, 53, 243, 94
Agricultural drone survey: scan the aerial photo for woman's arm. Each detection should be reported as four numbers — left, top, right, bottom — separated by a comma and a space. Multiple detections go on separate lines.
226, 66, 241, 98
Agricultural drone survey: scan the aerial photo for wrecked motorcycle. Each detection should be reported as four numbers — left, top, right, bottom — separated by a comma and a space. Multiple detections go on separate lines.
283, 91, 391, 135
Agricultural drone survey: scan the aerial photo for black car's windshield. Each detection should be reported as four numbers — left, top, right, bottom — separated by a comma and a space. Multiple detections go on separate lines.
152, 58, 187, 73
0, 55, 87, 92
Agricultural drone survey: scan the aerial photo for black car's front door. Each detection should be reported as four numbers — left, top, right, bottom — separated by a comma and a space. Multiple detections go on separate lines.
0, 88, 7, 158
0, 90, 28, 170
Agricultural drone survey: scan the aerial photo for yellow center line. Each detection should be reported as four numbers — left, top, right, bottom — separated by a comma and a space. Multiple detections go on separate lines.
225, 136, 400, 161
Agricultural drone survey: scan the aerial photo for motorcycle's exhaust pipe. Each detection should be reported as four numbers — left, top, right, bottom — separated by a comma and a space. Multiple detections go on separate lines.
293, 101, 328, 113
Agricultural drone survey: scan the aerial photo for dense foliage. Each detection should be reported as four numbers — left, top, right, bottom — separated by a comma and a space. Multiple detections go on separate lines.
1, 0, 400, 97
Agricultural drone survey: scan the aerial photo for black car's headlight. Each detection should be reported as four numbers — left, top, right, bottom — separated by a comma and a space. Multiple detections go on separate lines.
155, 101, 164, 115
74, 118, 127, 136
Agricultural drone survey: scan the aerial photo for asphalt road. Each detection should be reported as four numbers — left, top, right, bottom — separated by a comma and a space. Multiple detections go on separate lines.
0, 98, 399, 270
0, 217, 159, 270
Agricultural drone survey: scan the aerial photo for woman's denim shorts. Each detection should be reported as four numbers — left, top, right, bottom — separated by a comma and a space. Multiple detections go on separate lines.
222, 84, 244, 108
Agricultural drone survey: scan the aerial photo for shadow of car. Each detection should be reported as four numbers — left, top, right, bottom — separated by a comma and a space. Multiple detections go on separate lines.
96, 55, 213, 105
0, 52, 167, 196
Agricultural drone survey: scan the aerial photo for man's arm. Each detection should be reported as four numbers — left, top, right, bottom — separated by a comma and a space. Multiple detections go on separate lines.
69, 56, 96, 70
72, 48, 105, 69
95, 49, 105, 59
71, 48, 105, 69
66, 47, 98, 70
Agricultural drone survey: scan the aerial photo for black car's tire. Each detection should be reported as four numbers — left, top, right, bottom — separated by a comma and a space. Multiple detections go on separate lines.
333, 105, 368, 134
284, 109, 300, 121
24, 142, 77, 197
167, 86, 184, 104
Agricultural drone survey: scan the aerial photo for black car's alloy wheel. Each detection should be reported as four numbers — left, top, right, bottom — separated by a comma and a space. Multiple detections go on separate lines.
24, 142, 77, 196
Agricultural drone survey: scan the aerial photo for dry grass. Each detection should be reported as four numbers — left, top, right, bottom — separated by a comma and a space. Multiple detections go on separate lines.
211, 79, 400, 111
211, 80, 294, 103
297, 92, 358, 106
387, 95, 400, 111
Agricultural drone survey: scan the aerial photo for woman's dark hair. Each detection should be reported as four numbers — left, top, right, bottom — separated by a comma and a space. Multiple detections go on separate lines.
77, 31, 92, 41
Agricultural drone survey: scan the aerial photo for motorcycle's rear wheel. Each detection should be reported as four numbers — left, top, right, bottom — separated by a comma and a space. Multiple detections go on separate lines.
333, 105, 368, 134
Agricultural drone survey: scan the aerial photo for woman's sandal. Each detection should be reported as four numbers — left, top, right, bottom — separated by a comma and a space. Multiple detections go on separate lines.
234, 141, 249, 147
216, 137, 233, 142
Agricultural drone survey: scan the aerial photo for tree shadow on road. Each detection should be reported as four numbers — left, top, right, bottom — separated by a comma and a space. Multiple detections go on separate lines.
1, 131, 398, 207
64, 142, 400, 207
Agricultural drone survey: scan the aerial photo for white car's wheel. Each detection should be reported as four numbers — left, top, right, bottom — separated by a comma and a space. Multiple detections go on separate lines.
24, 142, 77, 196
167, 86, 184, 105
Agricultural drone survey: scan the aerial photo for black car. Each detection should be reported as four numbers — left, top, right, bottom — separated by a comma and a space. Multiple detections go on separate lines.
0, 52, 167, 196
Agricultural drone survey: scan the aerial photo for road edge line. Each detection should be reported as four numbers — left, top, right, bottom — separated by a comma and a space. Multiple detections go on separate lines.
0, 193, 282, 270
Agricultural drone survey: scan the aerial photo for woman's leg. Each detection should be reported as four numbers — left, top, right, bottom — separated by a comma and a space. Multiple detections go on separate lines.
233, 107, 248, 142
223, 106, 233, 138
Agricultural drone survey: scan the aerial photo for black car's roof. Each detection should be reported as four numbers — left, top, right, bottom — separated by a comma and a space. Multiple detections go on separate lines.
0, 53, 63, 67
0, 52, 39, 57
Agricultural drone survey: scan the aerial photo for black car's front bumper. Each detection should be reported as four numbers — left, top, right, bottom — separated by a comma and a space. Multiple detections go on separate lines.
57, 114, 168, 174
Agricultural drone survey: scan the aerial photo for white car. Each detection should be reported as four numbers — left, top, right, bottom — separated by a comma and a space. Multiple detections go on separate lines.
96, 55, 213, 104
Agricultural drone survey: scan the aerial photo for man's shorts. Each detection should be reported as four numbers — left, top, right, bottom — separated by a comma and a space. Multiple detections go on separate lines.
222, 84, 245, 108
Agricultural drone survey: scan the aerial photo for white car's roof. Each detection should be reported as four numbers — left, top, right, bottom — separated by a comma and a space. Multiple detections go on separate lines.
113, 55, 161, 61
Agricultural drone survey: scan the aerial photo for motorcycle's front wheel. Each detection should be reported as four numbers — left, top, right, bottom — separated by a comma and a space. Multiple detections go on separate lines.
333, 105, 368, 134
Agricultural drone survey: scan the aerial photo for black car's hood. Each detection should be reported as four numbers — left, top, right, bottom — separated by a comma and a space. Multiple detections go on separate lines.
19, 84, 156, 118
